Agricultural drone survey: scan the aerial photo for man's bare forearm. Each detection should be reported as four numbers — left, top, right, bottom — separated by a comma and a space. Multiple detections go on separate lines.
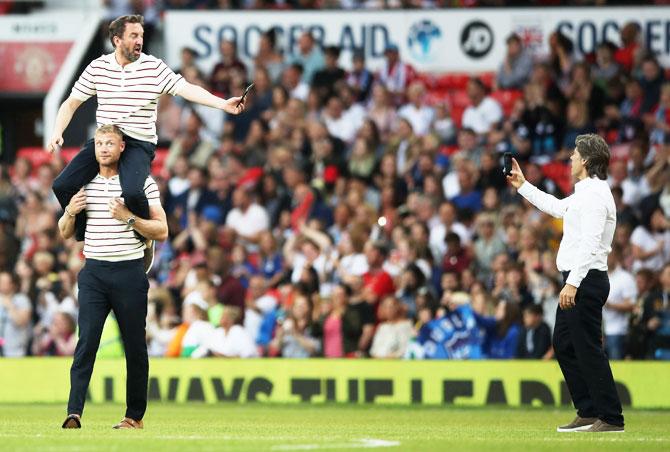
179, 82, 226, 109
52, 97, 83, 138
58, 212, 76, 239
133, 217, 168, 241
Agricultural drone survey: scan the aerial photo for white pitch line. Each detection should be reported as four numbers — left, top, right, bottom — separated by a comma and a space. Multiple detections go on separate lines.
272, 438, 400, 450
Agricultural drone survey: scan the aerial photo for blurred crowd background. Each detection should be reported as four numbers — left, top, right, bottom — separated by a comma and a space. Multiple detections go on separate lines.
1, 1, 670, 361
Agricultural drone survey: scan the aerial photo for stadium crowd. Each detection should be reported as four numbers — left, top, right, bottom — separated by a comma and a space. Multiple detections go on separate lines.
1, 16, 670, 361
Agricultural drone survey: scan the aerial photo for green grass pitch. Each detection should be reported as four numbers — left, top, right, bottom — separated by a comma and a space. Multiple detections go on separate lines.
1, 404, 669, 451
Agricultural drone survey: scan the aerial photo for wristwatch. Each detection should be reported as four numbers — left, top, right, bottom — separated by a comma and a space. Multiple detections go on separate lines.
126, 216, 136, 227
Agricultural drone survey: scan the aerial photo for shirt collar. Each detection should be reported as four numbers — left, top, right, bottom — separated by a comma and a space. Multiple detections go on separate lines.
574, 176, 598, 192
106, 51, 144, 71
96, 173, 119, 181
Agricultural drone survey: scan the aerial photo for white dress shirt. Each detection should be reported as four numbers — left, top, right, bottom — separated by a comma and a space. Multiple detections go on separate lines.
518, 177, 616, 288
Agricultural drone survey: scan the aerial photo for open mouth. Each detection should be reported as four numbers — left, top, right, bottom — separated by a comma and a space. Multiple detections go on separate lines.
133, 45, 141, 56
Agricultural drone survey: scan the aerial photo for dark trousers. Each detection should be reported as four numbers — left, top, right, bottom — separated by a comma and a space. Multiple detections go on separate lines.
68, 258, 149, 420
52, 135, 155, 241
555, 270, 624, 426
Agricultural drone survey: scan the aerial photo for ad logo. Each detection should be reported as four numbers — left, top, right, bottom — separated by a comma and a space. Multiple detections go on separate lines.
460, 20, 494, 59
407, 19, 442, 63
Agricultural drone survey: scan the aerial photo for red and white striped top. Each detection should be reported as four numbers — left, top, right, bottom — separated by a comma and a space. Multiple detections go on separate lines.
83, 173, 161, 261
71, 52, 185, 144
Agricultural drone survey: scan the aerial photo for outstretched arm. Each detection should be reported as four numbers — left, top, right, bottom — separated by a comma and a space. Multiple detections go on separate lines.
178, 82, 245, 115
508, 157, 570, 218
47, 96, 83, 153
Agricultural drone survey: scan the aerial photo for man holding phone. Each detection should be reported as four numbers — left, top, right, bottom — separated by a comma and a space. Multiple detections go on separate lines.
507, 134, 624, 433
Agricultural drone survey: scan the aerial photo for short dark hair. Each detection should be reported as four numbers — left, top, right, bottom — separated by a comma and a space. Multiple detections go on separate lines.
575, 134, 610, 180
506, 33, 521, 45
108, 15, 144, 48
524, 304, 543, 317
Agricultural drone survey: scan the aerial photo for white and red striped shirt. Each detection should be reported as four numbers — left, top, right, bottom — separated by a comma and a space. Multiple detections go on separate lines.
83, 174, 161, 262
71, 52, 185, 144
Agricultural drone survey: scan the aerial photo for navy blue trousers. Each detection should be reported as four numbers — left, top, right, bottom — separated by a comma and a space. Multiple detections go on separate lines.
52, 135, 155, 241
68, 258, 149, 420
556, 270, 624, 426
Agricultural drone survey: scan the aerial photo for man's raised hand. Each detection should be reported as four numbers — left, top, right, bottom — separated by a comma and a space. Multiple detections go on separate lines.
506, 157, 526, 189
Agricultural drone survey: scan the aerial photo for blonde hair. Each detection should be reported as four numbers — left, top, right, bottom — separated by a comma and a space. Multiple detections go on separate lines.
95, 124, 123, 140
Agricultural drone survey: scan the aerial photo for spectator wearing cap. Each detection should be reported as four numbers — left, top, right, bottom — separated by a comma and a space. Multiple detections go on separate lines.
461, 77, 503, 136
346, 48, 373, 103
288, 31, 325, 85
397, 82, 435, 137
0, 272, 32, 357
377, 43, 413, 104
193, 305, 258, 358
312, 45, 346, 102
225, 185, 270, 252
497, 33, 533, 90
516, 304, 552, 359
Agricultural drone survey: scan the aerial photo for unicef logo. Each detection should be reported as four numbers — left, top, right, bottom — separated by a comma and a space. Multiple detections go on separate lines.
460, 21, 494, 59
407, 20, 442, 63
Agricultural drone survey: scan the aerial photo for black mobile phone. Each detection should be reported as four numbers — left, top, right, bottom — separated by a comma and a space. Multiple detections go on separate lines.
236, 83, 254, 107
503, 152, 513, 176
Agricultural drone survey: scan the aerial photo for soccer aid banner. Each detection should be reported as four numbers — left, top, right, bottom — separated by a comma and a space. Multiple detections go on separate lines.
164, 7, 670, 75
2, 359, 670, 408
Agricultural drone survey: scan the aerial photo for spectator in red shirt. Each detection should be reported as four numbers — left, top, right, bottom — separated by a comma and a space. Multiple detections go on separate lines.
614, 22, 641, 74
362, 240, 395, 305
